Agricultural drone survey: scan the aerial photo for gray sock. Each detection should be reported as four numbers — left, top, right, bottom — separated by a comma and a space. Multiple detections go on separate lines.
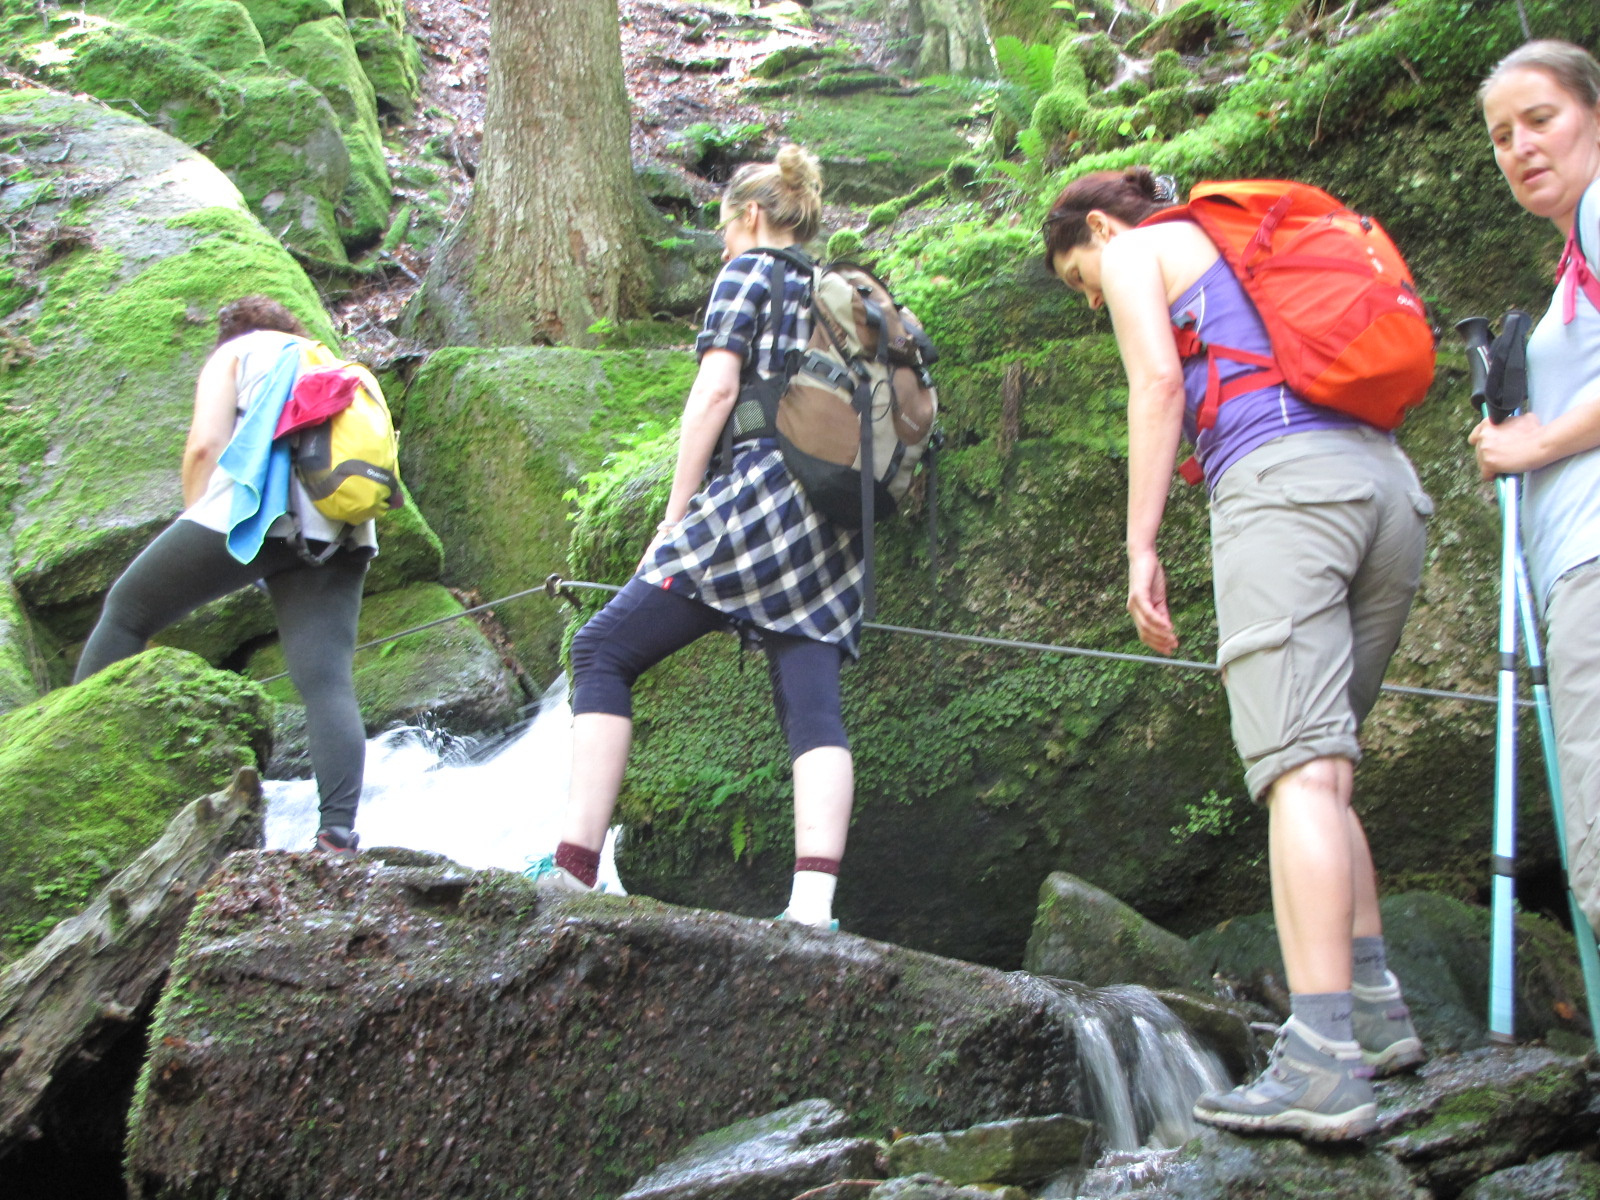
1291, 991, 1355, 1043
1352, 936, 1389, 988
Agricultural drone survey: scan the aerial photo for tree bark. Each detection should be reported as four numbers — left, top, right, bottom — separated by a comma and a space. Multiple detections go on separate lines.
409, 0, 647, 347
0, 768, 262, 1163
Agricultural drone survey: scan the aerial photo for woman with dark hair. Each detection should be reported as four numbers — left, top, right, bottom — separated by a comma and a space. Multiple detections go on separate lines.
76, 295, 376, 857
1475, 40, 1600, 938
525, 145, 861, 930
1042, 168, 1431, 1140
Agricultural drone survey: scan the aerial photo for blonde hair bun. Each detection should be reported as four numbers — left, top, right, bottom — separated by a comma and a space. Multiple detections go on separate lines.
776, 143, 822, 197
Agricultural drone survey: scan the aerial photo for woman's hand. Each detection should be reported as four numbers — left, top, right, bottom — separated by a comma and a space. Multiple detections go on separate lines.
1469, 412, 1550, 479
1127, 547, 1178, 654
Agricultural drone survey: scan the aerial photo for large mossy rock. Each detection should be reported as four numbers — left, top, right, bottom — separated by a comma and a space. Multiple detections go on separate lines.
129, 853, 1106, 1200
245, 582, 524, 749
398, 346, 696, 681
0, 647, 271, 965
0, 89, 335, 618
1025, 872, 1210, 992
1188, 892, 1593, 1053
0, 0, 409, 262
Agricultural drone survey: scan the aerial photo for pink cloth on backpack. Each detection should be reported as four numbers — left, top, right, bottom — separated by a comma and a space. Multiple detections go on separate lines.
276, 366, 361, 437
1558, 223, 1600, 325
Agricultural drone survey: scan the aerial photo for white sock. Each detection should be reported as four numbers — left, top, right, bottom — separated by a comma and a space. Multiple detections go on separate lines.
786, 870, 837, 926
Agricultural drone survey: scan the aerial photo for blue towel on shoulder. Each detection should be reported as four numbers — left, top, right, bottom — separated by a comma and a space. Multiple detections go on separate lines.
218, 339, 302, 563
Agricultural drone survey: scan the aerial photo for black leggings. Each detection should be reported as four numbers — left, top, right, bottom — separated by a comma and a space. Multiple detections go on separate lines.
75, 519, 368, 828
569, 577, 849, 759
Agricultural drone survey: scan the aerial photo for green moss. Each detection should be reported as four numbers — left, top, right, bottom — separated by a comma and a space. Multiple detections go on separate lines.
15, 20, 235, 144
779, 87, 973, 206
200, 71, 351, 264
234, 0, 341, 49
1147, 48, 1193, 91
827, 228, 864, 261
346, 16, 421, 120
267, 16, 389, 248
1033, 88, 1087, 146
245, 582, 517, 731
0, 647, 271, 962
95, 0, 268, 73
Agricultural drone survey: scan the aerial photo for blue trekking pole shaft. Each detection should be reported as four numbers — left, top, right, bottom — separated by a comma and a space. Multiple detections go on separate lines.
1489, 473, 1521, 1043
1457, 315, 1519, 1042
1514, 553, 1600, 1039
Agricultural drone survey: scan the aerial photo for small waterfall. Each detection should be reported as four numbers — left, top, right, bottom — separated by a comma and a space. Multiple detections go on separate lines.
262, 674, 624, 890
1019, 976, 1229, 1156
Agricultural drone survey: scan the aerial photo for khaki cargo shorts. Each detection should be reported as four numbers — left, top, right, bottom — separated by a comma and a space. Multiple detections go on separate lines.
1208, 427, 1432, 801
1546, 558, 1600, 935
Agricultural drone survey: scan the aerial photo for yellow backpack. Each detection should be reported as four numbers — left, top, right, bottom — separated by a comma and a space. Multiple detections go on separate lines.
288, 343, 402, 559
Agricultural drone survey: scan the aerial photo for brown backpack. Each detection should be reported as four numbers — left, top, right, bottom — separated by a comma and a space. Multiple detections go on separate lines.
718, 247, 941, 615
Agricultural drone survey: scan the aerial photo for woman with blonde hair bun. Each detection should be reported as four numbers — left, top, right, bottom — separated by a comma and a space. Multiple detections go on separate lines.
526, 145, 864, 931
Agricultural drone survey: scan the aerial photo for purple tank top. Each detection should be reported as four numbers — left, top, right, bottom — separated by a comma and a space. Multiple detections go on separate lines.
1172, 257, 1362, 491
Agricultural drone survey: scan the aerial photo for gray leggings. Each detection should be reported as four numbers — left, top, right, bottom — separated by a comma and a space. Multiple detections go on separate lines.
75, 519, 368, 828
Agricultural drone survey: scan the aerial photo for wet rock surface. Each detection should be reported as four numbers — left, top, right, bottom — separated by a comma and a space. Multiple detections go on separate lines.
884, 1113, 1095, 1186
126, 853, 1104, 1199
618, 1098, 881, 1200
1376, 1046, 1598, 1194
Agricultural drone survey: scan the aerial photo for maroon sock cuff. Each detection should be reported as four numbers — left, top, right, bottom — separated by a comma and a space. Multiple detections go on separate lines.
794, 857, 840, 876
555, 841, 601, 888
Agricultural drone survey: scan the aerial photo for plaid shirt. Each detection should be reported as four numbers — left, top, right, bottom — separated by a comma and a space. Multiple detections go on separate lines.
641, 252, 867, 654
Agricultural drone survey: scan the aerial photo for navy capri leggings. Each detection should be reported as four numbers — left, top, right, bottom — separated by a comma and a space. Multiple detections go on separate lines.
570, 577, 849, 759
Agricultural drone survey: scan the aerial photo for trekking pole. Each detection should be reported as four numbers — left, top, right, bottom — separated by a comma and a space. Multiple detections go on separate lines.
1513, 552, 1600, 1040
1456, 313, 1527, 1043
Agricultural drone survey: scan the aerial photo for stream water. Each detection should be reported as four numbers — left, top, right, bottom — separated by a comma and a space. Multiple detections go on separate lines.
261, 676, 1230, 1176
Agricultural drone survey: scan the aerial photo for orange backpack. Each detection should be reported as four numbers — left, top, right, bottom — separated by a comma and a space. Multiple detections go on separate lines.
1141, 180, 1435, 483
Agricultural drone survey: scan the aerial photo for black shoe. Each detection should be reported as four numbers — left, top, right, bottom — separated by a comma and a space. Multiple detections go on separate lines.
314, 826, 360, 859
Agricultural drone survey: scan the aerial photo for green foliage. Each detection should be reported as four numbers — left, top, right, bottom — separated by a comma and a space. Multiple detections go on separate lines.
667, 120, 768, 163
992, 35, 1057, 127
1169, 788, 1245, 845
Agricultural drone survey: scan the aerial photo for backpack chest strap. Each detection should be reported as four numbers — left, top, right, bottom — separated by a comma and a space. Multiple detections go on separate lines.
1171, 316, 1283, 486
1558, 223, 1600, 325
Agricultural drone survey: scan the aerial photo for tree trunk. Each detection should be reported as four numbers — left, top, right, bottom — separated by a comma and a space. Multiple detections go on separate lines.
887, 0, 994, 77
408, 0, 647, 347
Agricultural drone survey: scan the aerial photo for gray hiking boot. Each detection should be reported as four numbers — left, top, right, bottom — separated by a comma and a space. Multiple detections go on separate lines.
1193, 1016, 1377, 1142
523, 854, 602, 896
1352, 971, 1426, 1077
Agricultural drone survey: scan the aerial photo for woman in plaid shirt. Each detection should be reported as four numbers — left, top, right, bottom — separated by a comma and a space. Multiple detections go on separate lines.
527, 145, 863, 930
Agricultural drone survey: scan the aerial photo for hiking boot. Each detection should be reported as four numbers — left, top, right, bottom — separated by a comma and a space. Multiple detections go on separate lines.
774, 910, 840, 932
1192, 1016, 1377, 1142
1353, 971, 1427, 1077
314, 826, 360, 859
524, 854, 601, 896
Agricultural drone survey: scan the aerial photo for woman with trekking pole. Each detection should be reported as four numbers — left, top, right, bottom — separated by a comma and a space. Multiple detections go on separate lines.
1042, 168, 1433, 1141
75, 295, 375, 858
524, 145, 862, 930
1475, 40, 1600, 940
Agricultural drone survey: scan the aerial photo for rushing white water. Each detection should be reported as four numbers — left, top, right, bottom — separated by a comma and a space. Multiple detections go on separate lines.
262, 674, 625, 891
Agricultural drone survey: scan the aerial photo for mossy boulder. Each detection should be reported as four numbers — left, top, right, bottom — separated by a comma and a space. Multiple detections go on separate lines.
348, 15, 422, 121
398, 346, 696, 682
245, 581, 522, 742
0, 91, 333, 625
1188, 892, 1592, 1053
1025, 871, 1211, 991
266, 16, 390, 250
84, 0, 269, 74
5, 18, 234, 145
0, 647, 271, 964
200, 71, 355, 264
778, 86, 976, 206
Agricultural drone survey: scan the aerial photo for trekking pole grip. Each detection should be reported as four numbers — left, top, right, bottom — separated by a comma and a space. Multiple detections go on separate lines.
1455, 316, 1492, 415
